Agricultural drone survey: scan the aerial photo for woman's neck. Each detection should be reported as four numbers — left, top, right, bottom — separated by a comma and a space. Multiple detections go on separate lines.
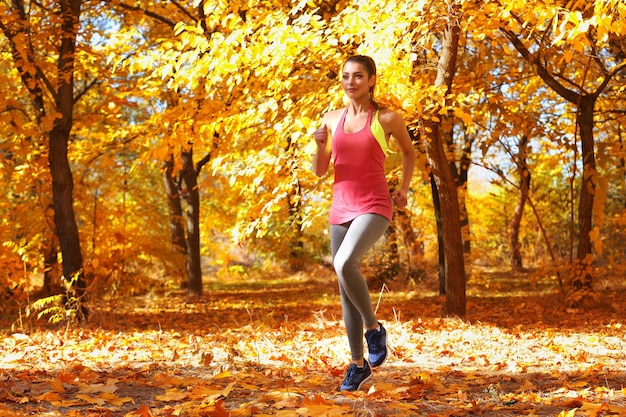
348, 99, 372, 115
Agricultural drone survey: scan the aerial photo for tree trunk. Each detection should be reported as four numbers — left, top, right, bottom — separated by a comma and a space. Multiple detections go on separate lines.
42, 203, 61, 295
288, 181, 305, 271
422, 4, 466, 317
574, 95, 596, 289
2, 0, 85, 315
49, 0, 86, 319
425, 124, 466, 315
163, 156, 188, 287
458, 131, 473, 255
395, 207, 424, 280
510, 135, 530, 271
430, 174, 446, 295
163, 156, 187, 254
444, 116, 473, 256
180, 148, 203, 296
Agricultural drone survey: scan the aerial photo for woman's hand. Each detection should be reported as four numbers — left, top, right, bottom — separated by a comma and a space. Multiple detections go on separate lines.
314, 125, 329, 149
312, 123, 332, 177
392, 189, 408, 208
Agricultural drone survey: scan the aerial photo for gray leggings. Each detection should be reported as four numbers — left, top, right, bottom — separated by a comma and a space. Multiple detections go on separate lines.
331, 213, 390, 361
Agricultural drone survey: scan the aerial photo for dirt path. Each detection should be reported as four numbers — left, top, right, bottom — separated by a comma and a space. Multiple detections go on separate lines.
1, 271, 625, 416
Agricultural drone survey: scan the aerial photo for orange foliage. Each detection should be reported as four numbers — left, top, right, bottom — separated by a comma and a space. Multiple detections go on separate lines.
2, 272, 626, 416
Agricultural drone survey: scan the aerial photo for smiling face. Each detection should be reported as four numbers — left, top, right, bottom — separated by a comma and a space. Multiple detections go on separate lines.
341, 61, 376, 100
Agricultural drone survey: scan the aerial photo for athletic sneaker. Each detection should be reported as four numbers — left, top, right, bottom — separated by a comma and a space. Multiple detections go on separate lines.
365, 322, 388, 367
338, 360, 372, 391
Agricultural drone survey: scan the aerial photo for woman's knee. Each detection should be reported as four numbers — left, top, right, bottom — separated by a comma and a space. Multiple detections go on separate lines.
334, 255, 359, 279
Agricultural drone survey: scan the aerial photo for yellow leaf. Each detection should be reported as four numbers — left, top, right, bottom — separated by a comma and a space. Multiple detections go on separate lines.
78, 380, 118, 394
100, 392, 134, 407
155, 388, 189, 402
75, 394, 107, 406
367, 382, 396, 394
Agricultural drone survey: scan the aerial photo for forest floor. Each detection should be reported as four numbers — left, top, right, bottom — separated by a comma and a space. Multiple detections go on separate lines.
1, 265, 626, 417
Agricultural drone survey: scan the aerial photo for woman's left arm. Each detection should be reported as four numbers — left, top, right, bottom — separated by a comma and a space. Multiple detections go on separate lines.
386, 111, 416, 208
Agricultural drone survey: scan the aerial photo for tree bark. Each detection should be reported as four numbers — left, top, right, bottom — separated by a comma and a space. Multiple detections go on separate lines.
287, 180, 306, 271
1, 1, 86, 311
574, 95, 596, 288
458, 131, 473, 255
163, 156, 187, 255
49, 0, 86, 318
430, 174, 446, 295
395, 207, 424, 280
444, 116, 473, 255
42, 203, 61, 295
180, 148, 203, 296
510, 135, 530, 271
421, 4, 466, 316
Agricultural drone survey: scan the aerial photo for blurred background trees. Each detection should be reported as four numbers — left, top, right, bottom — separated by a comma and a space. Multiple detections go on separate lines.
0, 0, 624, 319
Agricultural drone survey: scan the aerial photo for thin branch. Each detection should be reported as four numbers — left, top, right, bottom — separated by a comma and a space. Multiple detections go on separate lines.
170, 0, 196, 23
73, 77, 99, 104
109, 0, 177, 28
195, 153, 211, 174
500, 27, 581, 104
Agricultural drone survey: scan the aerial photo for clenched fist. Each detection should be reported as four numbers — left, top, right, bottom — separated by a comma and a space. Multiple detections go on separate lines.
314, 125, 329, 149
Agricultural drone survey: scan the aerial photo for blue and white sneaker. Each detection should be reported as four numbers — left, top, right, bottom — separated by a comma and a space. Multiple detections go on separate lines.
365, 322, 388, 367
339, 360, 372, 391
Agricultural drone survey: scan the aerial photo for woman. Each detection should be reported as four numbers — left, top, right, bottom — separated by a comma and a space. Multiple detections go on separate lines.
312, 55, 416, 391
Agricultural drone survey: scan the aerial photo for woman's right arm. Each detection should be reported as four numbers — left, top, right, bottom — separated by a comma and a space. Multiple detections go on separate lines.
312, 115, 332, 177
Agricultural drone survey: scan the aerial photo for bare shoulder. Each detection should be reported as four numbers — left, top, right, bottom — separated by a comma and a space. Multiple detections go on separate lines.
377, 108, 405, 125
377, 108, 408, 136
324, 108, 344, 122
322, 108, 345, 131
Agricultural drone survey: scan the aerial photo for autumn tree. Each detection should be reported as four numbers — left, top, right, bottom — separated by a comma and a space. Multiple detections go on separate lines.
509, 135, 531, 271
420, 1, 466, 316
0, 0, 89, 318
498, 0, 626, 297
103, 1, 220, 295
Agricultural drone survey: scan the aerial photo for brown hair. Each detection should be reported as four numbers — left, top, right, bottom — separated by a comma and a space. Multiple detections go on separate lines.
343, 55, 381, 109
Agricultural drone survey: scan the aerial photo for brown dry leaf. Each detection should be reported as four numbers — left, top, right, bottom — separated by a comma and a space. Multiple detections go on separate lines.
78, 380, 119, 394
302, 394, 332, 406
100, 391, 135, 407
35, 391, 63, 402
198, 399, 229, 417
517, 379, 537, 392
201, 351, 214, 365
579, 401, 607, 417
49, 377, 65, 393
124, 405, 154, 417
155, 388, 189, 402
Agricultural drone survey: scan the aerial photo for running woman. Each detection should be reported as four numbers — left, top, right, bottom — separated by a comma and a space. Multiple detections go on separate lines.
312, 55, 416, 391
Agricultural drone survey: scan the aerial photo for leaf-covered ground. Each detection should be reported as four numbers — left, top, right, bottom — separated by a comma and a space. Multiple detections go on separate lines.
1, 267, 626, 416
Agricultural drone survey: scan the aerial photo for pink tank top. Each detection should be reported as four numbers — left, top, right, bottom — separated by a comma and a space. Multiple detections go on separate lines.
330, 106, 392, 224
